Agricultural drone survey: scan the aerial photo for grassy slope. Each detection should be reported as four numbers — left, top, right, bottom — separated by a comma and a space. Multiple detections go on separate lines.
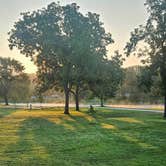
0, 107, 165, 166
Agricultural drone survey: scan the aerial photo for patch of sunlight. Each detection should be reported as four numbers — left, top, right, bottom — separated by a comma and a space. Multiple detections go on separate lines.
11, 109, 95, 121
19, 147, 49, 162
47, 117, 62, 124
123, 135, 157, 149
44, 110, 95, 130
11, 110, 63, 119
20, 145, 50, 160
47, 117, 76, 130
61, 123, 75, 131
101, 123, 117, 130
112, 118, 143, 124
62, 115, 76, 122
18, 133, 50, 160
2, 109, 96, 131
0, 110, 26, 156
11, 110, 77, 130
0, 109, 54, 157
71, 111, 95, 122
32, 145, 50, 159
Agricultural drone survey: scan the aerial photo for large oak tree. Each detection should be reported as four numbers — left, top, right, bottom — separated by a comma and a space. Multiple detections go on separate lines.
9, 2, 113, 114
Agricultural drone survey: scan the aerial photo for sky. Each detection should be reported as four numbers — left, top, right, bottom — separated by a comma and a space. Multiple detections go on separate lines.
0, 0, 148, 73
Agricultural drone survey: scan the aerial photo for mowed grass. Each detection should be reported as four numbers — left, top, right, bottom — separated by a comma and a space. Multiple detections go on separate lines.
0, 107, 165, 166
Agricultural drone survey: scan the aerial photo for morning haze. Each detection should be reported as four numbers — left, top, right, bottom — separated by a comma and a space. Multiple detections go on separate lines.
0, 0, 147, 73
0, 0, 166, 164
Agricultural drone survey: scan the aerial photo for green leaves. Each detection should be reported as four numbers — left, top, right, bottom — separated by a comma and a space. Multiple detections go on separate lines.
125, 0, 166, 99
8, 2, 117, 112
0, 57, 25, 103
89, 51, 124, 101
8, 2, 114, 95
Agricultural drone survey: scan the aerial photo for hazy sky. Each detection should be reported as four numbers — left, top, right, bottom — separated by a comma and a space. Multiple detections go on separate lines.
0, 0, 147, 73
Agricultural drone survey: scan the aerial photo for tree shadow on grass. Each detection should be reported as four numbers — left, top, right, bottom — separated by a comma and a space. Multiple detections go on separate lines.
30, 116, 161, 166
1, 109, 165, 165
3, 117, 110, 165
2, 118, 56, 166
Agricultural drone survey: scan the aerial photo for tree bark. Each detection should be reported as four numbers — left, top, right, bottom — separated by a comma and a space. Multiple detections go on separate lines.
4, 95, 9, 106
64, 88, 70, 114
161, 45, 166, 118
100, 97, 104, 107
164, 95, 166, 118
75, 85, 80, 111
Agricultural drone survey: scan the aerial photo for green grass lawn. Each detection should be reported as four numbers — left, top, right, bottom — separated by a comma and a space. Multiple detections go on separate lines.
0, 107, 165, 166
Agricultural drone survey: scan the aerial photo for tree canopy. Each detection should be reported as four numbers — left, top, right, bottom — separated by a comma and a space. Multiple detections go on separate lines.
9, 2, 114, 114
89, 51, 124, 107
0, 57, 24, 105
125, 0, 166, 117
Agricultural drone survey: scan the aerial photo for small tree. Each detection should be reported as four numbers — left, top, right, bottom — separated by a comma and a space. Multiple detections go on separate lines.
10, 73, 31, 104
89, 51, 124, 107
137, 66, 163, 103
0, 57, 24, 105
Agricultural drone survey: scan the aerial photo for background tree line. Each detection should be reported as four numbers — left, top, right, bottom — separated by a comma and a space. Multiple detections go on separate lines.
0, 61, 163, 108
0, 57, 33, 105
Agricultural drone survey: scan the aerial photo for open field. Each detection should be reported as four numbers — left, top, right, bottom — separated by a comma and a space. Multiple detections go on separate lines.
0, 107, 165, 166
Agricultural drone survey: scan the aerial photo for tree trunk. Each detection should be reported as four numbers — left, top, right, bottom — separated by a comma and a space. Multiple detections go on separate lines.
64, 88, 70, 114
164, 95, 166, 118
75, 86, 79, 111
100, 97, 104, 107
161, 46, 166, 118
4, 95, 9, 106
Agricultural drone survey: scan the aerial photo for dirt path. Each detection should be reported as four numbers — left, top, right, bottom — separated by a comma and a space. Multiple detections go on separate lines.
103, 106, 163, 113
0, 103, 164, 114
